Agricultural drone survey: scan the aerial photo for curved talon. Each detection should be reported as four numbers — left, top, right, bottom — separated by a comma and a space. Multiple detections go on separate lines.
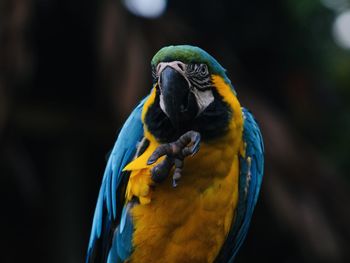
172, 159, 184, 187
151, 156, 174, 183
148, 131, 201, 186
147, 145, 173, 165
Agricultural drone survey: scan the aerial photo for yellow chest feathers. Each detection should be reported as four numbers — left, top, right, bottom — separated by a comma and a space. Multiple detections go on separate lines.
128, 138, 241, 263
123, 129, 244, 263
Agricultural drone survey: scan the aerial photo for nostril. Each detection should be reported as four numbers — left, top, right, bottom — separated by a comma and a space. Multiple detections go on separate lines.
177, 63, 184, 72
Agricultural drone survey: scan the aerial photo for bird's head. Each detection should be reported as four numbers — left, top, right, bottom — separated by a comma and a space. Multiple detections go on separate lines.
144, 45, 239, 142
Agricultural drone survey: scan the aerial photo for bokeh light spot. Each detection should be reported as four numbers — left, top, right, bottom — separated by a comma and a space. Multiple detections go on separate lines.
123, 0, 167, 19
333, 10, 350, 49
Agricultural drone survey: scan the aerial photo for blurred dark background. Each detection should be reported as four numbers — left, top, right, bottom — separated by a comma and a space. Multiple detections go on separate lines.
1, 0, 350, 262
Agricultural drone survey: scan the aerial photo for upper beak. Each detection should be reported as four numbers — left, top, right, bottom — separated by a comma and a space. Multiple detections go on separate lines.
159, 66, 198, 129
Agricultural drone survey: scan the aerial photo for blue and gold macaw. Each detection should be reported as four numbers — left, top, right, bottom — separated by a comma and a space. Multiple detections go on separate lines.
86, 45, 264, 263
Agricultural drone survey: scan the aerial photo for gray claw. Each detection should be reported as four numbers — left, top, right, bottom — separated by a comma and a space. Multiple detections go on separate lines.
151, 156, 174, 183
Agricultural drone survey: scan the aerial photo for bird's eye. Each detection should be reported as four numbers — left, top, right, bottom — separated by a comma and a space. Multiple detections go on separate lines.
199, 64, 208, 76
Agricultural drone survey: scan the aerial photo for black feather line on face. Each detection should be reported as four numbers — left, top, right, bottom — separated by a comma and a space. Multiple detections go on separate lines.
145, 88, 232, 143
186, 63, 213, 91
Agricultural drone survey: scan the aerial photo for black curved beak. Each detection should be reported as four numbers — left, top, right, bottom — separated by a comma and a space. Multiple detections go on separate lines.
159, 66, 198, 129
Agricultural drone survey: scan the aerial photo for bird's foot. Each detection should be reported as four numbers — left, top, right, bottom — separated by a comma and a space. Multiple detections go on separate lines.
147, 131, 201, 187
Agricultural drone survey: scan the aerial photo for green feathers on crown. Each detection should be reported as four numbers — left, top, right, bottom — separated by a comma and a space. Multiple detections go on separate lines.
151, 45, 233, 87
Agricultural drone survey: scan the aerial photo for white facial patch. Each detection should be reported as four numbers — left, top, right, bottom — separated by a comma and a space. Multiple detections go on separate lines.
157, 61, 187, 78
192, 89, 214, 115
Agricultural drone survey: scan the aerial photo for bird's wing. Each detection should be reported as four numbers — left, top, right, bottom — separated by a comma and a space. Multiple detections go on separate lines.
215, 107, 264, 263
86, 97, 147, 263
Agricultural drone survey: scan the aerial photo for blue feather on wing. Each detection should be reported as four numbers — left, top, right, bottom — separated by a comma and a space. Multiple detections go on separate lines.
86, 97, 147, 263
215, 107, 264, 263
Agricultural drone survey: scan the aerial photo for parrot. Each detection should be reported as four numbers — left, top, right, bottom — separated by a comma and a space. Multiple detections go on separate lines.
86, 45, 264, 263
